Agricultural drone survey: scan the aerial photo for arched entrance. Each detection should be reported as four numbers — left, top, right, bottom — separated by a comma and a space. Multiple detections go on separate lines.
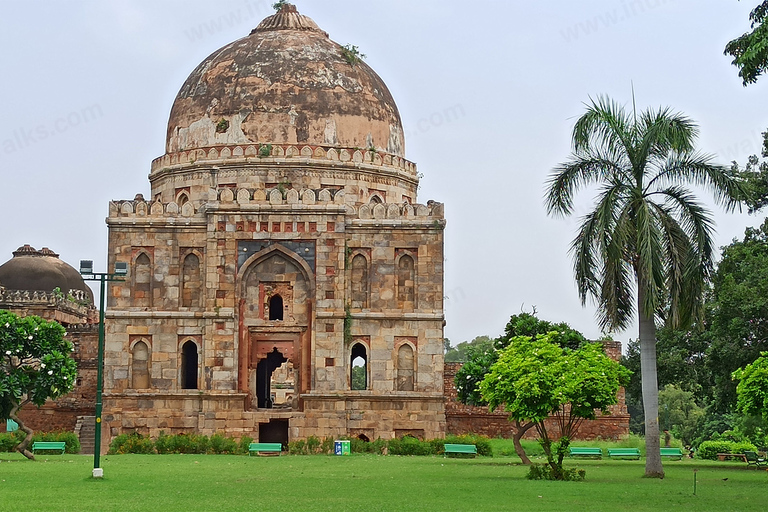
238, 245, 313, 410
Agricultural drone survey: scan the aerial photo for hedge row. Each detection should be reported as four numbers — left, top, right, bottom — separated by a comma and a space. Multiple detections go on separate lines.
0, 430, 81, 454
108, 431, 493, 456
109, 432, 253, 455
696, 440, 758, 460
287, 434, 493, 456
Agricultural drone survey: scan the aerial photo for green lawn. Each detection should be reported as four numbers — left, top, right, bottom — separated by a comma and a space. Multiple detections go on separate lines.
0, 452, 765, 511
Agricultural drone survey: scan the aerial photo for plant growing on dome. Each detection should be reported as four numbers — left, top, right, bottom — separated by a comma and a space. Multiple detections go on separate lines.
258, 144, 272, 157
272, 1, 289, 12
0, 310, 77, 460
215, 118, 229, 133
340, 44, 366, 67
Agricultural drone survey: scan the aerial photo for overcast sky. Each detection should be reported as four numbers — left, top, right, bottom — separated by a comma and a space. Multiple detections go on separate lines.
1, 1, 766, 349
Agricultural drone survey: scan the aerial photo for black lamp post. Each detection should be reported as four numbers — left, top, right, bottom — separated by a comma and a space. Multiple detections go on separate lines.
80, 259, 127, 478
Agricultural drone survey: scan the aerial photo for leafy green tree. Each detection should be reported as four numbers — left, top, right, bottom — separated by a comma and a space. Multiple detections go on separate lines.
351, 365, 366, 391
658, 384, 705, 447
707, 219, 768, 412
546, 96, 743, 477
0, 310, 77, 460
724, 1, 768, 85
622, 325, 711, 434
444, 336, 493, 363
454, 312, 586, 464
733, 352, 768, 421
479, 334, 630, 480
733, 153, 768, 214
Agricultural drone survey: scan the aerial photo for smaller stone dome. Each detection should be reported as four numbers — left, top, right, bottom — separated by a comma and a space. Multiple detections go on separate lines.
0, 245, 94, 304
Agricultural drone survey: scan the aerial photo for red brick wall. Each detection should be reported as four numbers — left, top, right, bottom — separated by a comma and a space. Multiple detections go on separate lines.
16, 325, 98, 432
444, 340, 630, 440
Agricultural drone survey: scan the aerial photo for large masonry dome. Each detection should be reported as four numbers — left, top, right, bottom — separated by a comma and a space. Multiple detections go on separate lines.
166, 4, 404, 157
150, 3, 417, 208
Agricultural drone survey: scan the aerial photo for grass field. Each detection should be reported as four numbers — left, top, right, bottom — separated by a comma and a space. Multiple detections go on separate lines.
0, 450, 765, 511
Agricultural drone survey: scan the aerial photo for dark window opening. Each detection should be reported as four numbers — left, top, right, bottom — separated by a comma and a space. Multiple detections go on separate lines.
357, 434, 370, 442
181, 341, 198, 389
351, 343, 368, 390
268, 295, 284, 321
369, 195, 383, 204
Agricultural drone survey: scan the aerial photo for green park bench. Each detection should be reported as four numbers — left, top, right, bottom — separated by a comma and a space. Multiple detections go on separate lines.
744, 451, 767, 467
607, 448, 641, 460
444, 444, 477, 457
660, 448, 684, 460
31, 441, 66, 455
568, 447, 602, 459
248, 443, 282, 456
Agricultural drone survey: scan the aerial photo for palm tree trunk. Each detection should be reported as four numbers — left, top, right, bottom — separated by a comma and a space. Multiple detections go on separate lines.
638, 289, 664, 478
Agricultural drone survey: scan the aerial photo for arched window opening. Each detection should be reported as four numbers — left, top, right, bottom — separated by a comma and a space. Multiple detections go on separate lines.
181, 341, 198, 390
177, 193, 189, 207
396, 344, 415, 391
397, 255, 415, 309
350, 343, 368, 391
350, 254, 369, 309
268, 294, 284, 321
131, 341, 150, 389
134, 253, 151, 307
369, 195, 383, 204
181, 253, 201, 308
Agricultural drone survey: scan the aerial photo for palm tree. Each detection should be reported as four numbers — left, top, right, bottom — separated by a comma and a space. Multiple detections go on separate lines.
545, 96, 743, 477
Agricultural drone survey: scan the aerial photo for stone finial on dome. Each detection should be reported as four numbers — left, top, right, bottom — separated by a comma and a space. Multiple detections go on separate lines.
12, 244, 40, 257
39, 247, 60, 258
251, 3, 327, 36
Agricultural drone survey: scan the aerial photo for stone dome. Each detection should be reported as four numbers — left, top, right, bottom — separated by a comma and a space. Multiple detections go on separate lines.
166, 3, 405, 158
0, 245, 94, 304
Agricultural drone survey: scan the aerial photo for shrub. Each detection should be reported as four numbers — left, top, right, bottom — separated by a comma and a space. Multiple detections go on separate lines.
697, 440, 757, 460
0, 431, 22, 452
33, 431, 81, 454
388, 436, 435, 456
209, 433, 238, 454
288, 439, 307, 455
238, 436, 254, 455
108, 432, 155, 454
306, 436, 321, 454
527, 463, 585, 481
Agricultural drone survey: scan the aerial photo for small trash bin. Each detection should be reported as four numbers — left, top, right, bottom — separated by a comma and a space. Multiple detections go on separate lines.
334, 440, 351, 456
5, 419, 18, 432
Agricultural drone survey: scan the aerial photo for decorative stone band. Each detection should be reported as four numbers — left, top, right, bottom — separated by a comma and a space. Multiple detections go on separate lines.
150, 144, 417, 177
0, 286, 93, 316
108, 192, 444, 221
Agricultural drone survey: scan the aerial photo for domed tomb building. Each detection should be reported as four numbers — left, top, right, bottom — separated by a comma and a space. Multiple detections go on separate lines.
0, 245, 98, 437
104, 4, 446, 444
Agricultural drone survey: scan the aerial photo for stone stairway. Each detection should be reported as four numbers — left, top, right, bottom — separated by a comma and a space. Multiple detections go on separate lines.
75, 416, 96, 455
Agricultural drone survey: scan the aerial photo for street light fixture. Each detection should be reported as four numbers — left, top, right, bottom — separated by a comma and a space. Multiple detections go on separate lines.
80, 259, 127, 479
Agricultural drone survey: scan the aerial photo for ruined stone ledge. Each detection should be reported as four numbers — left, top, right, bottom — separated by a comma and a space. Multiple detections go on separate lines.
150, 146, 418, 179
105, 391, 247, 399
106, 309, 235, 319
302, 393, 445, 402
315, 311, 444, 321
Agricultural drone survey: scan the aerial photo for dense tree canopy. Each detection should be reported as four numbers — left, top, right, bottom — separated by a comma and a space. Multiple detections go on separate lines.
724, 1, 768, 85
479, 334, 630, 480
0, 310, 77, 460
733, 352, 768, 421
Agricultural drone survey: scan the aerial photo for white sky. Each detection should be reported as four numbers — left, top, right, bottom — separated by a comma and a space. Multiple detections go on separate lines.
1, 1, 765, 349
